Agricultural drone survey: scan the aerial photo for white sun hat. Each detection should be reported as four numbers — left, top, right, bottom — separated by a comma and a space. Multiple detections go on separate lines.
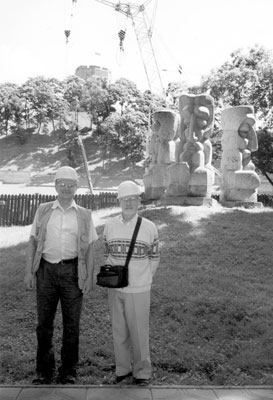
54, 166, 79, 182
117, 181, 141, 199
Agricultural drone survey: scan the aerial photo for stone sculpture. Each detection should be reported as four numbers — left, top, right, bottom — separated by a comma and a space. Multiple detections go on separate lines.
164, 93, 215, 201
143, 109, 180, 199
220, 105, 261, 206
175, 93, 214, 172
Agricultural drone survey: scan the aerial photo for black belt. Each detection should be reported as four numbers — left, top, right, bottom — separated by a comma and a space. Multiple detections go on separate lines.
42, 257, 78, 265
58, 257, 78, 265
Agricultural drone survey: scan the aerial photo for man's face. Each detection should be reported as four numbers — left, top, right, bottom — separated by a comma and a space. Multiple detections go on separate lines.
119, 195, 140, 221
55, 179, 77, 201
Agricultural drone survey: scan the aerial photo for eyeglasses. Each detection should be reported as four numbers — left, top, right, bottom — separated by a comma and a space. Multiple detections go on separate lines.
120, 196, 140, 202
57, 182, 76, 189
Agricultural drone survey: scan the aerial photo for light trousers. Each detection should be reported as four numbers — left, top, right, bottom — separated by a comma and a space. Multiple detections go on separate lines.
108, 289, 151, 379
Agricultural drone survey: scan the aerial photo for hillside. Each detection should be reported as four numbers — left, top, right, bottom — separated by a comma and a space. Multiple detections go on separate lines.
0, 121, 272, 194
0, 127, 144, 190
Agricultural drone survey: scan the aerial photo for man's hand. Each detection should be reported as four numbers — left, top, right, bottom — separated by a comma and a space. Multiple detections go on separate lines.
82, 276, 94, 295
24, 272, 34, 290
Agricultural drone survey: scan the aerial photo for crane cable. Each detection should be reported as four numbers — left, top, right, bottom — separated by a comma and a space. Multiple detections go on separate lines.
64, 0, 77, 44
148, 0, 158, 37
115, 9, 129, 66
116, 9, 129, 53
153, 25, 183, 77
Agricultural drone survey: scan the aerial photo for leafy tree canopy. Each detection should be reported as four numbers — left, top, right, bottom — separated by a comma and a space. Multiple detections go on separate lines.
200, 45, 273, 125
252, 128, 273, 186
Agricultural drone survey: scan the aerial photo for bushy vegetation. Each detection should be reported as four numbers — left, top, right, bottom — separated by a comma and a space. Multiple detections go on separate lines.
253, 128, 273, 186
1, 206, 273, 385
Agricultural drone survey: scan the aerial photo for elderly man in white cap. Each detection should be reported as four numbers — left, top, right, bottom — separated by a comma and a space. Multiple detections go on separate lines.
103, 180, 160, 386
24, 166, 98, 385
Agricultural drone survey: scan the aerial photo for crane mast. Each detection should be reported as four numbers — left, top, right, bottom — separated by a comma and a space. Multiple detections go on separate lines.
94, 0, 164, 94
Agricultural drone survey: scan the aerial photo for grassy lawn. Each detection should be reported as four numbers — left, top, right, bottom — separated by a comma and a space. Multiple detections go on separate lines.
1, 205, 273, 385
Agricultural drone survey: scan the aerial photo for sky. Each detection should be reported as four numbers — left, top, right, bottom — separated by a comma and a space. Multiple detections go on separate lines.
1, 0, 273, 93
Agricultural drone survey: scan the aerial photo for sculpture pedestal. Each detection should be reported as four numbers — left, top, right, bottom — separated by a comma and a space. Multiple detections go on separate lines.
165, 162, 190, 197
220, 170, 261, 204
143, 164, 170, 200
220, 200, 263, 209
161, 195, 218, 207
188, 167, 215, 197
164, 162, 215, 198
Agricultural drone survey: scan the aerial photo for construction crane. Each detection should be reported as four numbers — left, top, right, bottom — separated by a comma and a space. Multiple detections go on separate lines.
94, 0, 164, 95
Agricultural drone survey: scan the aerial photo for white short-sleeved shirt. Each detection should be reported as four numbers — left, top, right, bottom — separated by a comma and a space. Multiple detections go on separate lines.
30, 200, 98, 263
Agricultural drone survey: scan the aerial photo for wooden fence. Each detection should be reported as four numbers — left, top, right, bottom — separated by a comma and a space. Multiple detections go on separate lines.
0, 193, 118, 226
0, 192, 272, 227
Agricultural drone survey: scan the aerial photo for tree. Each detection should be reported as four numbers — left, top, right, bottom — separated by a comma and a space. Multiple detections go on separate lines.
116, 110, 147, 165
139, 90, 167, 114
249, 63, 273, 127
165, 80, 189, 107
109, 78, 140, 105
98, 110, 147, 166
201, 49, 258, 107
82, 77, 111, 128
45, 78, 69, 131
0, 83, 23, 134
97, 113, 121, 167
20, 77, 67, 133
57, 128, 82, 168
107, 78, 143, 116
93, 77, 165, 166
252, 128, 273, 186
194, 46, 273, 165
62, 75, 86, 125
200, 45, 273, 117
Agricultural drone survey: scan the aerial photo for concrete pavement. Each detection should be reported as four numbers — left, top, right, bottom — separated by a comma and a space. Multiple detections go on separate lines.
1, 385, 273, 399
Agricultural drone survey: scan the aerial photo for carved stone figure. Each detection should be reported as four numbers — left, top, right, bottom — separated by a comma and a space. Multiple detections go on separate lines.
143, 109, 180, 199
164, 93, 215, 200
220, 105, 261, 206
150, 110, 180, 166
175, 93, 214, 173
237, 122, 258, 170
147, 128, 160, 166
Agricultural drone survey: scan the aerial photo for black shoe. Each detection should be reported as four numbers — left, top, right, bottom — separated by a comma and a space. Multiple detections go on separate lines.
32, 374, 53, 385
57, 374, 76, 384
134, 378, 150, 386
116, 372, 132, 384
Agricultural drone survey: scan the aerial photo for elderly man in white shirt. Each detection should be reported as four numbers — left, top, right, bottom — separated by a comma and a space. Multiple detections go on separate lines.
25, 166, 98, 385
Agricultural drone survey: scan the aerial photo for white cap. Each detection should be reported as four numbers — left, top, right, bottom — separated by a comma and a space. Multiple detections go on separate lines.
54, 166, 78, 182
117, 181, 141, 199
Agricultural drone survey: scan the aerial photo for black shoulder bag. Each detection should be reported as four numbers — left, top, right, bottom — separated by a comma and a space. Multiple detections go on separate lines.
96, 216, 142, 289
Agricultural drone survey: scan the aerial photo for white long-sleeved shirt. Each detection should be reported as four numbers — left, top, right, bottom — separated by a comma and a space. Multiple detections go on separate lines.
103, 214, 160, 293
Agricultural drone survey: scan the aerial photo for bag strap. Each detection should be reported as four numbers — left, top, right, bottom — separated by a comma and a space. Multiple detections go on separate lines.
124, 216, 142, 269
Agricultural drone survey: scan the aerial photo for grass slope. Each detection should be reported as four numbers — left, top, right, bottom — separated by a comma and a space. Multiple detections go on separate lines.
0, 128, 144, 188
1, 206, 273, 385
1, 127, 272, 192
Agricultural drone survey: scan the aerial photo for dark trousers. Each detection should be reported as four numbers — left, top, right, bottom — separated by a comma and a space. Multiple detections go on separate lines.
36, 259, 83, 377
